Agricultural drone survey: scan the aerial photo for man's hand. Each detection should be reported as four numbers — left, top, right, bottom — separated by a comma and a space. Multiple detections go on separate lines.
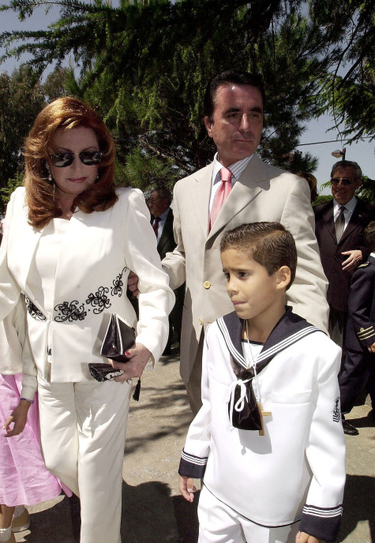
367, 341, 375, 353
128, 271, 140, 297
341, 249, 362, 272
109, 343, 151, 382
296, 531, 323, 543
179, 476, 197, 502
3, 399, 31, 437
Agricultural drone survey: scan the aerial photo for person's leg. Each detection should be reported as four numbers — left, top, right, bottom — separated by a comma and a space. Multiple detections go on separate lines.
185, 337, 203, 415
37, 379, 80, 496
339, 349, 369, 413
197, 487, 245, 543
266, 522, 299, 543
0, 506, 15, 543
75, 380, 131, 543
329, 308, 346, 348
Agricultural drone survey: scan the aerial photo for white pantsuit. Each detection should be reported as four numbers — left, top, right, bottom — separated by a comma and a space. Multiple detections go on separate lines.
37, 377, 131, 543
0, 186, 174, 542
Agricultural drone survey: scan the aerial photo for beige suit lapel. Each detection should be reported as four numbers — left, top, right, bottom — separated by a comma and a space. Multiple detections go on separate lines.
190, 163, 213, 238
208, 154, 265, 239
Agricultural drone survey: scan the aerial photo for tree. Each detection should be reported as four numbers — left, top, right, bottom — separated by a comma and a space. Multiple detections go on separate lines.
0, 66, 69, 210
0, 66, 45, 199
310, 0, 375, 142
1, 0, 334, 191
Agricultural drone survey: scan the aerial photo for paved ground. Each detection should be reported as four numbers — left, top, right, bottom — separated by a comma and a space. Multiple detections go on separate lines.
14, 349, 375, 542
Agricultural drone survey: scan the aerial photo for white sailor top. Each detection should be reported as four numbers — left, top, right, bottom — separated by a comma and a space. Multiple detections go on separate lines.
179, 308, 346, 542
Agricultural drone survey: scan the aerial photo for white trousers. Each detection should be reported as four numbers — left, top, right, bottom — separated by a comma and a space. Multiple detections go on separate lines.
198, 486, 300, 543
37, 376, 131, 543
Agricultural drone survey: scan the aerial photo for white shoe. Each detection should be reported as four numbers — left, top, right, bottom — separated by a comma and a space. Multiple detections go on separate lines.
11, 506, 30, 533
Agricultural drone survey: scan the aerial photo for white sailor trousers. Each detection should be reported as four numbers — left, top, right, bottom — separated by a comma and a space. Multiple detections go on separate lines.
37, 376, 131, 543
198, 486, 300, 543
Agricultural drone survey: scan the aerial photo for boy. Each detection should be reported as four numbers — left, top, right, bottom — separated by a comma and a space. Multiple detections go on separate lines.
179, 222, 346, 543
339, 220, 375, 425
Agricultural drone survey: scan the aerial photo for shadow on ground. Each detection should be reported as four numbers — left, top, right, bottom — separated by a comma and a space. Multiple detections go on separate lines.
121, 482, 199, 543
337, 474, 375, 543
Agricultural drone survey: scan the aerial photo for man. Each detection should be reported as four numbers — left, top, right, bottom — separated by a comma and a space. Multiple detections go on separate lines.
148, 187, 184, 354
156, 70, 329, 414
314, 160, 375, 349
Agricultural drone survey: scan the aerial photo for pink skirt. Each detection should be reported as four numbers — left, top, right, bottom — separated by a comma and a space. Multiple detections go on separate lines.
0, 373, 69, 506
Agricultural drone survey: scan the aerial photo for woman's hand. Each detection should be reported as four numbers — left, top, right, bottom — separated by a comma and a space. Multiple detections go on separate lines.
109, 343, 152, 382
3, 399, 31, 437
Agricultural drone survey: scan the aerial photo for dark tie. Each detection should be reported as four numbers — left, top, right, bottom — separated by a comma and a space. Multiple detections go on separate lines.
335, 206, 346, 242
209, 167, 232, 231
153, 216, 160, 237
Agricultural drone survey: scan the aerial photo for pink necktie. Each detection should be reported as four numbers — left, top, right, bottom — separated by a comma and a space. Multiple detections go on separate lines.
209, 167, 232, 231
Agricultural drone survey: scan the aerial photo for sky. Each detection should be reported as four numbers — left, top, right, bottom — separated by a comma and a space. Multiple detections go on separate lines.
1, 1, 374, 196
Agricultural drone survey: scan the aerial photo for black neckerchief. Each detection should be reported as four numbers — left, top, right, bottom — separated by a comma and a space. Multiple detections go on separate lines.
217, 307, 320, 431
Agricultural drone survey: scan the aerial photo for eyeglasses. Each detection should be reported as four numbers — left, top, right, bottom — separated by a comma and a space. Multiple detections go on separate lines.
147, 198, 162, 204
330, 177, 354, 186
49, 151, 102, 168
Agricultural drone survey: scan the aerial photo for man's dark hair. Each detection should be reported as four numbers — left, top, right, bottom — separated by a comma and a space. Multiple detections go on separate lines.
204, 70, 265, 121
331, 160, 362, 181
364, 221, 375, 252
151, 186, 172, 206
220, 222, 297, 290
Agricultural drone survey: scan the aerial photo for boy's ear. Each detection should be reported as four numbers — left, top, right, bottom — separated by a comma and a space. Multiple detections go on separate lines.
276, 266, 291, 290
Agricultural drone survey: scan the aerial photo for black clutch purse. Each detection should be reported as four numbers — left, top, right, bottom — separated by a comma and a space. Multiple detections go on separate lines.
100, 313, 136, 362
88, 314, 136, 383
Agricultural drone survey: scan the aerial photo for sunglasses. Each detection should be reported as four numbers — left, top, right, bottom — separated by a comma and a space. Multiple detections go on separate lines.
330, 177, 354, 186
49, 151, 102, 168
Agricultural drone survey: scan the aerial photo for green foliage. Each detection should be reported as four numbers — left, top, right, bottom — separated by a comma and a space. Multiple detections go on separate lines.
310, 0, 375, 141
0, 172, 23, 208
0, 0, 328, 185
5, 0, 367, 193
0, 66, 45, 199
0, 65, 69, 210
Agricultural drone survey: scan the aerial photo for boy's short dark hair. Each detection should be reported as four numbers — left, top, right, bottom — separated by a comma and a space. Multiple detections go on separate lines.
220, 222, 297, 290
364, 221, 375, 252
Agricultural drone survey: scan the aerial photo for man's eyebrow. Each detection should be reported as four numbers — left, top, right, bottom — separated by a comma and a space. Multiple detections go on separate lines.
224, 106, 263, 114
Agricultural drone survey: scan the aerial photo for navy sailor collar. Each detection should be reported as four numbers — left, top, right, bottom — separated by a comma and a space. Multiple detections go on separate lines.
217, 306, 320, 375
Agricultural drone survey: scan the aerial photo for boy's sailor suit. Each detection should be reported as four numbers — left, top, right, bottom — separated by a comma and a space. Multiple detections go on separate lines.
179, 308, 346, 542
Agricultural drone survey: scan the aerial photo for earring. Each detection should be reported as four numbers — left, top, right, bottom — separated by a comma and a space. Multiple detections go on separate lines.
95, 171, 100, 184
45, 162, 53, 184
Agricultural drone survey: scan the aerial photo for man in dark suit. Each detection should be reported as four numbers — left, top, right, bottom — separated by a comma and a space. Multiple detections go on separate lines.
148, 187, 184, 354
314, 160, 375, 349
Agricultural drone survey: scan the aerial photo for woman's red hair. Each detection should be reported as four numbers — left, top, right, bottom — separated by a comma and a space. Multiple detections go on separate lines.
23, 97, 117, 228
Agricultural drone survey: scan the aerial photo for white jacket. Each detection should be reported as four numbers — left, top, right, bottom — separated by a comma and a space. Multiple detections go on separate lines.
0, 187, 174, 383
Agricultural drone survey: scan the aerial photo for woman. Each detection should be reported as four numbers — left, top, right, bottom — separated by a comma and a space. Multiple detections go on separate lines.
0, 97, 174, 543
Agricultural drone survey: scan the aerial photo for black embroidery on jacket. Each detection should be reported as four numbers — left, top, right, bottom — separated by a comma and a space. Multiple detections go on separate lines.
54, 300, 87, 322
111, 267, 126, 297
52, 267, 127, 323
86, 286, 111, 314
25, 296, 46, 321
